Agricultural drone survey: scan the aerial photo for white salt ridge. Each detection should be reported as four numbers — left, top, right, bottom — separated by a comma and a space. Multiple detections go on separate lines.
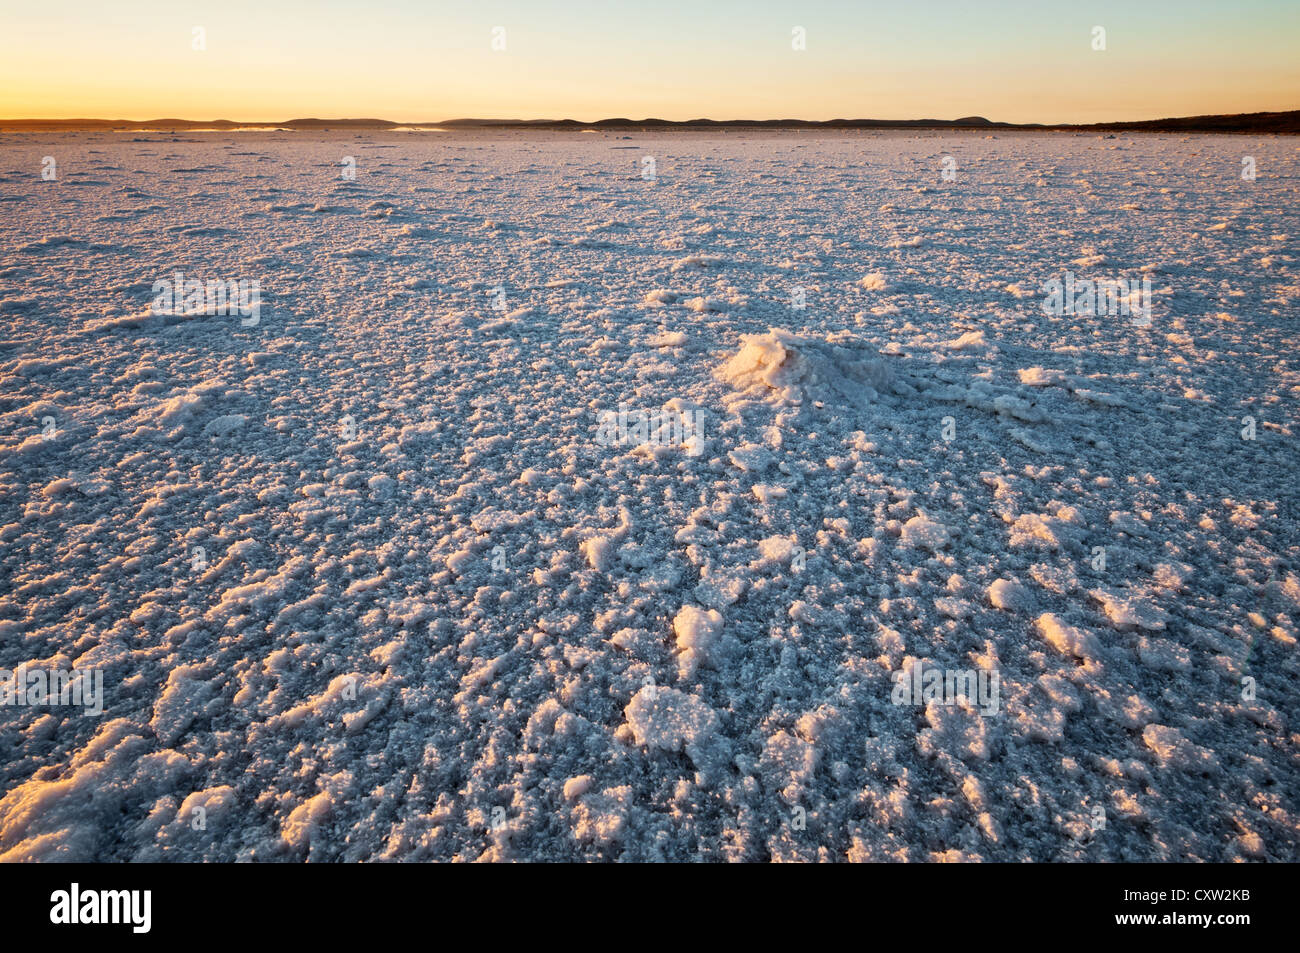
623, 687, 729, 786
1034, 613, 1102, 661
716, 327, 893, 409
900, 514, 951, 551
1090, 587, 1170, 631
672, 605, 724, 677
987, 578, 1034, 611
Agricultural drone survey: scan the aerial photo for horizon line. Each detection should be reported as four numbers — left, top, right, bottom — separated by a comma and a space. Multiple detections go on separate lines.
2, 108, 1299, 134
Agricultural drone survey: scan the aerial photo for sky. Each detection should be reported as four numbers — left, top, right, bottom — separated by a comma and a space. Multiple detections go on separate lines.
1, 0, 1297, 123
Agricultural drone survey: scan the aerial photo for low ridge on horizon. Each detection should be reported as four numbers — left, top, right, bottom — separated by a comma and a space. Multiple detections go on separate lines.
2, 109, 1298, 134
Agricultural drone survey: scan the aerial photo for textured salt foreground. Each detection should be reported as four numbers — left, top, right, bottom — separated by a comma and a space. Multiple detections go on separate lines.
0, 129, 1296, 861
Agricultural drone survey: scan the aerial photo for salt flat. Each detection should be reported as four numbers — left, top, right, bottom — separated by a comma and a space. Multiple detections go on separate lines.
0, 128, 1296, 861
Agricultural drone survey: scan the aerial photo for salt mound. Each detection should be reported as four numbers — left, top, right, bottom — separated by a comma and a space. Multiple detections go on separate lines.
716, 327, 893, 408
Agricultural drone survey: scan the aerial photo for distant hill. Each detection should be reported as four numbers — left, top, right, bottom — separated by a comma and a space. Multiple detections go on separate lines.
1079, 110, 1300, 134
2, 111, 1297, 133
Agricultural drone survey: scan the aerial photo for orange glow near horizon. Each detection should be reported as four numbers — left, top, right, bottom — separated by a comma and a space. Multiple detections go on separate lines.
1, 2, 1297, 124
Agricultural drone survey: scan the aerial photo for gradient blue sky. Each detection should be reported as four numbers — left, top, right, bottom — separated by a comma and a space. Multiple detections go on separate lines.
2, 0, 1297, 121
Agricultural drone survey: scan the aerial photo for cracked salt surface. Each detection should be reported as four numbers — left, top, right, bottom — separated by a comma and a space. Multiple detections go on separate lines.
0, 129, 1296, 861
